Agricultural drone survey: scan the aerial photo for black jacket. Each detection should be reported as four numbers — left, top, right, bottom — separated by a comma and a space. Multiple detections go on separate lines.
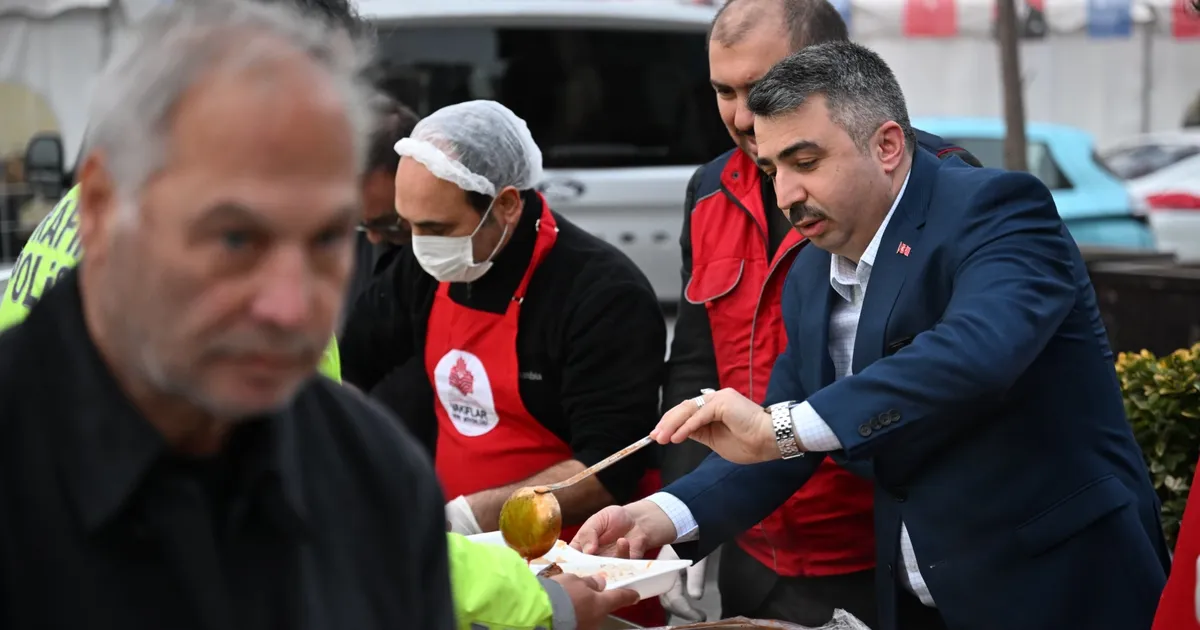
0, 271, 454, 630
342, 192, 667, 502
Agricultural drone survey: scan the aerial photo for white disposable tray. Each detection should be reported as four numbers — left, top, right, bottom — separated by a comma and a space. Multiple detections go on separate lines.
466, 531, 692, 600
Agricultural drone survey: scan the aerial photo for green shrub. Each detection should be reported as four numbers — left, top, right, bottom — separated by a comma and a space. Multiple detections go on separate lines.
1116, 343, 1200, 548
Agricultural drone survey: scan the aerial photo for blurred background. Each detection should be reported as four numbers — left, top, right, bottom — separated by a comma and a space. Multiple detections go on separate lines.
2, 0, 1199, 352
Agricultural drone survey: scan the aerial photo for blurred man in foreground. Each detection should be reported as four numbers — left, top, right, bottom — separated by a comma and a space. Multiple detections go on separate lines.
657, 0, 979, 624
0, 2, 455, 627
577, 41, 1170, 630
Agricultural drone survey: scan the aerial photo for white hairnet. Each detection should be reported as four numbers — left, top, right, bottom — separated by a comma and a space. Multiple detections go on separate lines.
393, 100, 543, 197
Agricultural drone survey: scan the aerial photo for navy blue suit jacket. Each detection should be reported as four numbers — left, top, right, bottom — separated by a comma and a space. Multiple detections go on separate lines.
665, 147, 1171, 630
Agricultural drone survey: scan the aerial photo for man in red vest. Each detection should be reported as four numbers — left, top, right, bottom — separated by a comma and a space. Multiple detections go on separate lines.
657, 0, 979, 625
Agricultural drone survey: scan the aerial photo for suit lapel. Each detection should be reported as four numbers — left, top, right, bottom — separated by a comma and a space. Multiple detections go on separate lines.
851, 148, 940, 375
802, 249, 838, 392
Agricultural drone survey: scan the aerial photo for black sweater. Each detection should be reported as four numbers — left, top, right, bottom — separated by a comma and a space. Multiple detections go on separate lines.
342, 192, 667, 501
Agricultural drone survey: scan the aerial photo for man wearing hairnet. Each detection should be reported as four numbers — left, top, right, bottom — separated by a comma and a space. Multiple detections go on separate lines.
342, 100, 668, 626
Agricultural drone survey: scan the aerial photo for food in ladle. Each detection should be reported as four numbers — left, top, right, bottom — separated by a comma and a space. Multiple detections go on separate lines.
498, 486, 562, 562
535, 562, 564, 578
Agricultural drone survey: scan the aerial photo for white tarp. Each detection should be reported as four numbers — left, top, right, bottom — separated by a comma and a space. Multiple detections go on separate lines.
0, 0, 111, 166
0, 0, 160, 166
0, 0, 107, 19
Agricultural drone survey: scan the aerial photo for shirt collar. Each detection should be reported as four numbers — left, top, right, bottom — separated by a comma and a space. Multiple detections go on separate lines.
40, 271, 309, 536
829, 169, 912, 300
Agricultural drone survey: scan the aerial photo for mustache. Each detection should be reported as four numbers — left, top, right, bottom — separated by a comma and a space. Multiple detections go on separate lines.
204, 328, 323, 360
787, 204, 828, 227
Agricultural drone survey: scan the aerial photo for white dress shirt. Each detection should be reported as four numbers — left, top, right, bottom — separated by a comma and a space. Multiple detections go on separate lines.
648, 171, 938, 607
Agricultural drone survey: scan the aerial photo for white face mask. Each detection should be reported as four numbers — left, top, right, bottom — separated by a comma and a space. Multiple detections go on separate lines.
411, 200, 509, 283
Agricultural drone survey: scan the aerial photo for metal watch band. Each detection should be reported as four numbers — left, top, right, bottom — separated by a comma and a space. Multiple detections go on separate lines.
768, 401, 803, 459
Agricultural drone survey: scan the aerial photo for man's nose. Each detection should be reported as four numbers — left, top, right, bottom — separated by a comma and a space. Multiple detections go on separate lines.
365, 230, 384, 245
250, 248, 312, 329
774, 173, 808, 212
734, 98, 755, 136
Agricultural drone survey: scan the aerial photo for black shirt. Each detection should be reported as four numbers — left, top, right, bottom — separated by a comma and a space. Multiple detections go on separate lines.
0, 272, 454, 630
343, 237, 437, 457
762, 169, 792, 260
342, 192, 666, 502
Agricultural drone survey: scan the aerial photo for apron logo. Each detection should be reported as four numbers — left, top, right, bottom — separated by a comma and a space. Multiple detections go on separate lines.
434, 350, 500, 437
449, 357, 475, 395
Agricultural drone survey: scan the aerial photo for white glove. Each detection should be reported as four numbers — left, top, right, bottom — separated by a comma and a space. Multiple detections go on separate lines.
445, 495, 483, 536
657, 545, 708, 622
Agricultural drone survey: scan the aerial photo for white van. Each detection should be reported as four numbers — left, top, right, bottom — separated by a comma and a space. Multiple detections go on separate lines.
359, 0, 729, 305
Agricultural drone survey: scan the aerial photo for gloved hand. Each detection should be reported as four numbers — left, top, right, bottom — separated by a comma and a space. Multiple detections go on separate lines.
445, 495, 483, 536
657, 544, 708, 622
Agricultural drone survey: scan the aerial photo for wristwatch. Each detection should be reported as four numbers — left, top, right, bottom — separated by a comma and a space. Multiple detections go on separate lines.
767, 401, 804, 459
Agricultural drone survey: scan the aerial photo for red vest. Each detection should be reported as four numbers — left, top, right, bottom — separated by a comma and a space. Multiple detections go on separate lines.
1151, 462, 1200, 630
686, 149, 876, 577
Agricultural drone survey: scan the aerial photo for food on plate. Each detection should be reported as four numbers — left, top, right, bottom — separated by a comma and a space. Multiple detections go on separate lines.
535, 562, 563, 578
566, 561, 656, 583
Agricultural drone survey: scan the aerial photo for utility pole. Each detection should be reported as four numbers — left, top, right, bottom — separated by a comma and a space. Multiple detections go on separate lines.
996, 0, 1029, 171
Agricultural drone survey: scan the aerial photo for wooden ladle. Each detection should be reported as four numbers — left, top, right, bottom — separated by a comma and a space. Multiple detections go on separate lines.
498, 435, 655, 562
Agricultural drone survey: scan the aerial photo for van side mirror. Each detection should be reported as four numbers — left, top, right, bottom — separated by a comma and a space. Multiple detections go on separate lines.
24, 133, 66, 199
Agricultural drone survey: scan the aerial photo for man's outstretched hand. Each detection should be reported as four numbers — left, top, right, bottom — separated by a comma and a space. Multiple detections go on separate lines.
570, 502, 678, 559
653, 387, 781, 464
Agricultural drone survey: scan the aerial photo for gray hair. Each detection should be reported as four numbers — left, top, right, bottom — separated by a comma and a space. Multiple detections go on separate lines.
83, 0, 377, 205
746, 41, 916, 153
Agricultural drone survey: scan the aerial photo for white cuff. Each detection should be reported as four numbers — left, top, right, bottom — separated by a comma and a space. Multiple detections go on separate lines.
790, 401, 843, 452
445, 495, 483, 536
645, 492, 699, 543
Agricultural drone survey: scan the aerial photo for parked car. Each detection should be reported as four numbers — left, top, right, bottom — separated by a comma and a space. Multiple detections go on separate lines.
911, 117, 1155, 250
1099, 131, 1200, 262
361, 0, 728, 305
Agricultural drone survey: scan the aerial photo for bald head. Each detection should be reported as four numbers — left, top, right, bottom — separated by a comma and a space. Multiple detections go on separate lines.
709, 0, 848, 52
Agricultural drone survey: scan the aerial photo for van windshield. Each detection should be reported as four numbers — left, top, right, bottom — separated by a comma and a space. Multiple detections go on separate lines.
373, 25, 732, 169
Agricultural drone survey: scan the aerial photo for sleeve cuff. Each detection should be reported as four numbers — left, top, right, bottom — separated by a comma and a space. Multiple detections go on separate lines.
645, 492, 699, 543
790, 401, 843, 452
537, 576, 577, 630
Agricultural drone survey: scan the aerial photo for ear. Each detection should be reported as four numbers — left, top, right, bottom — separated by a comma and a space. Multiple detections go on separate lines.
492, 186, 524, 226
875, 121, 906, 175
76, 152, 119, 264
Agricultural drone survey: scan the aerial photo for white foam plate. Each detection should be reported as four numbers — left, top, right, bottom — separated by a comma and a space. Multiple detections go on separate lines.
465, 531, 692, 600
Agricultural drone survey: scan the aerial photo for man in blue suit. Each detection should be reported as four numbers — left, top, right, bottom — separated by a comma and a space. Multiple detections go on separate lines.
572, 41, 1171, 630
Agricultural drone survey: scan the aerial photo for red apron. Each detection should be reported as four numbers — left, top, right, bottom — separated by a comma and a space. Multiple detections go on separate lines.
1152, 463, 1200, 630
425, 204, 665, 626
